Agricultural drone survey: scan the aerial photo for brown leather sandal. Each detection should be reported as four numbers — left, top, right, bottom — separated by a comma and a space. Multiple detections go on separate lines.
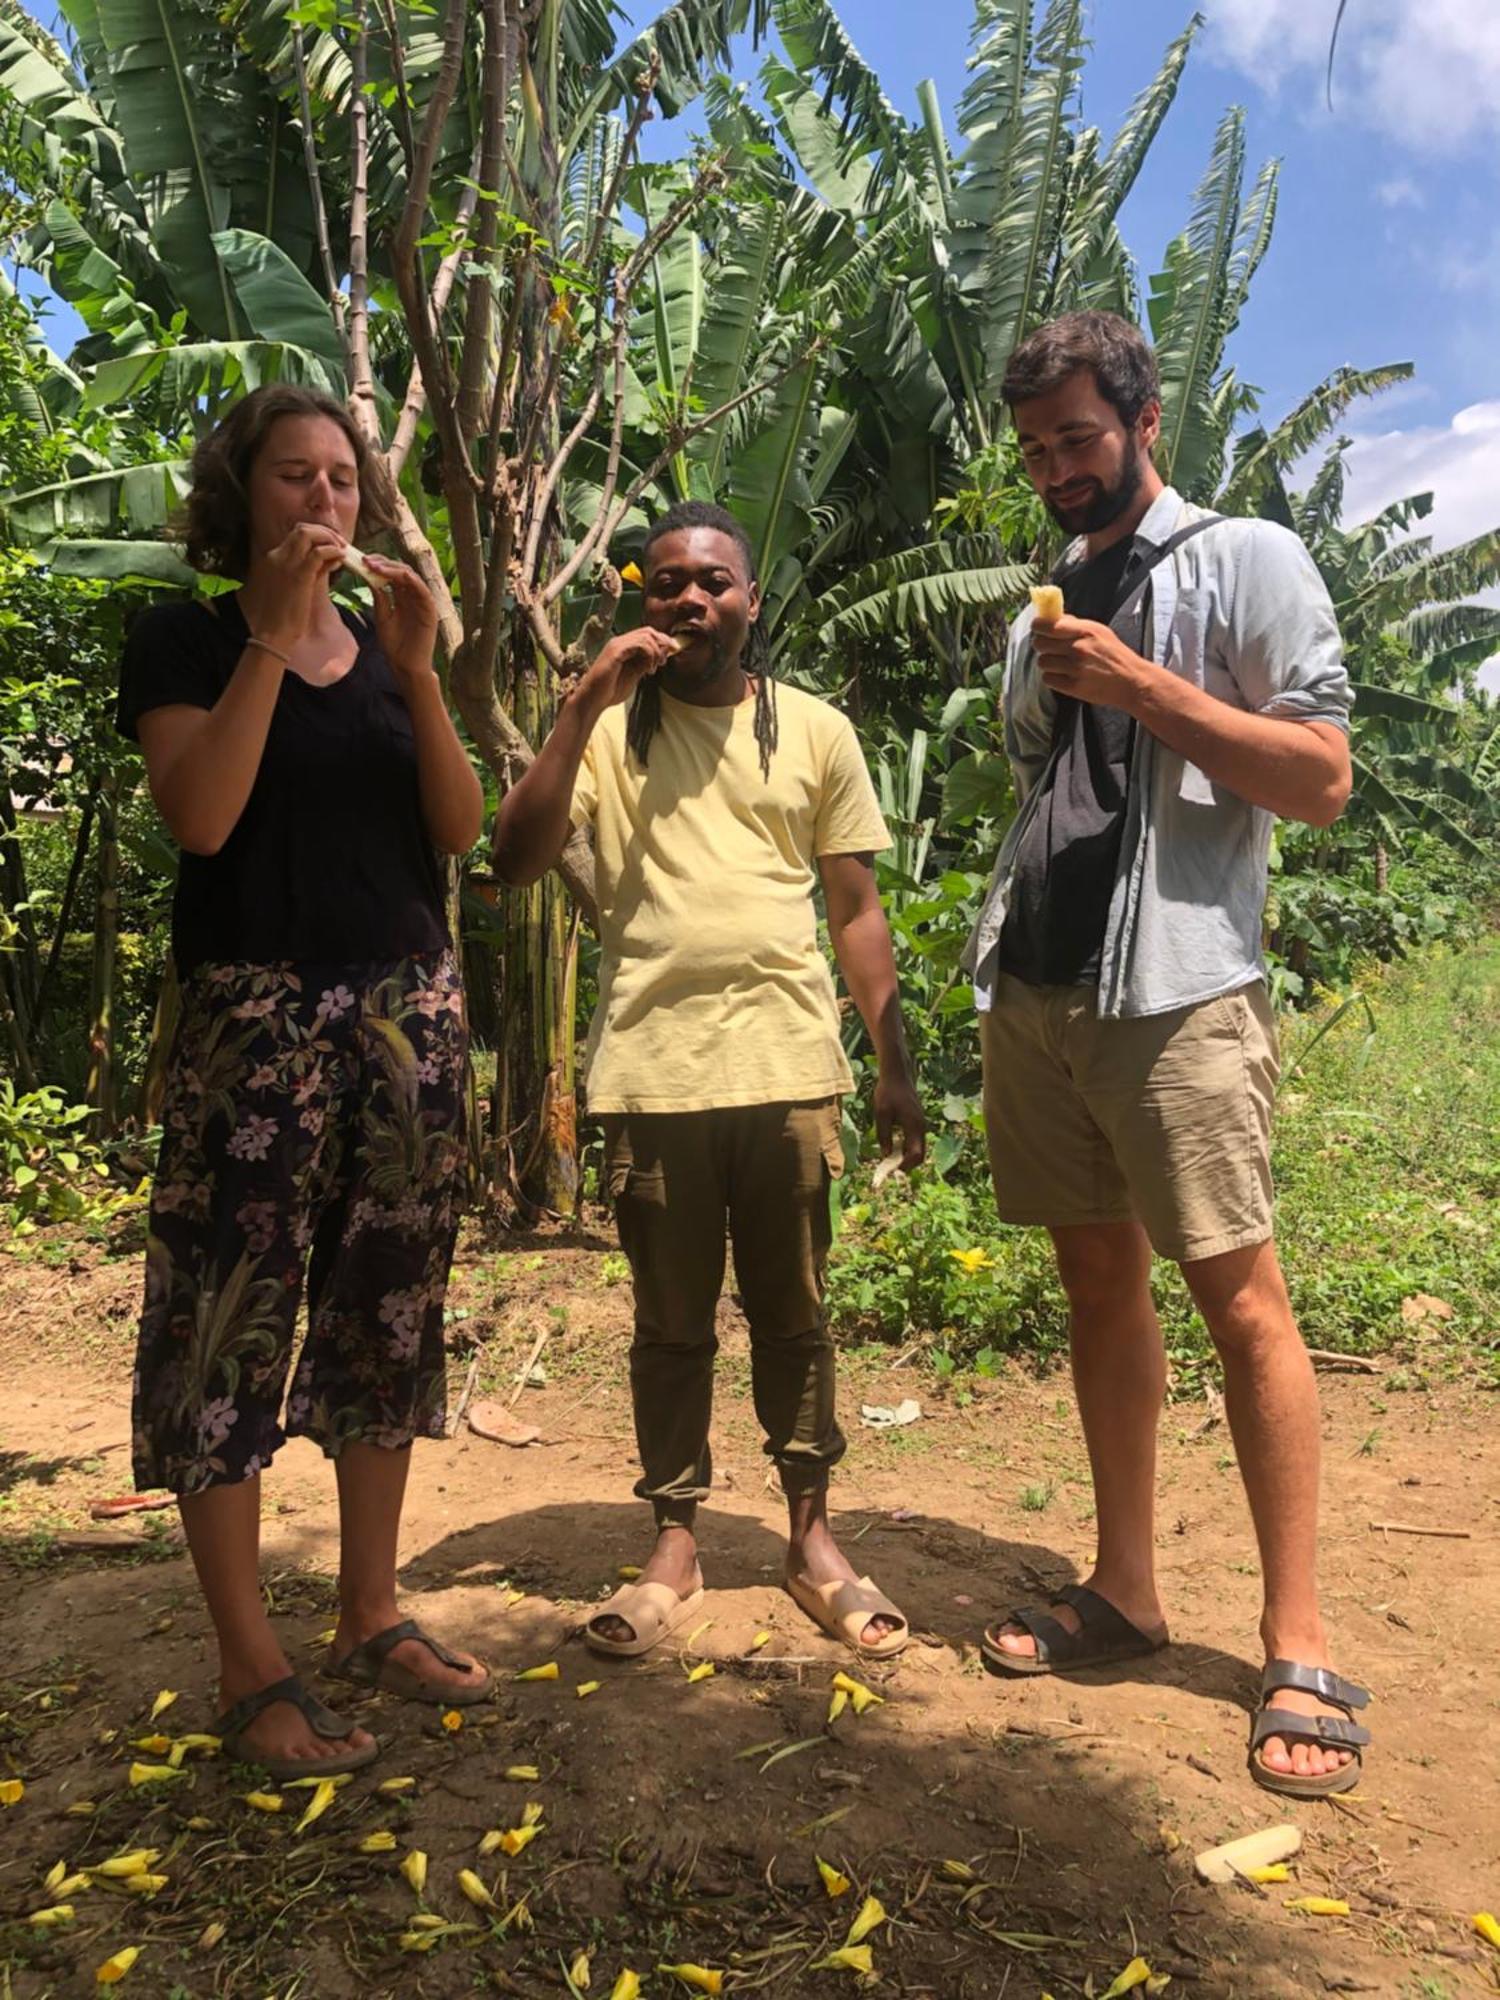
327, 1620, 491, 1705
1249, 1659, 1370, 1799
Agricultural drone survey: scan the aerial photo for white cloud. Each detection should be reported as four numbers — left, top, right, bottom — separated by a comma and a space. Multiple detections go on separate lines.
1340, 400, 1500, 689
1205, 0, 1500, 155
1376, 176, 1422, 208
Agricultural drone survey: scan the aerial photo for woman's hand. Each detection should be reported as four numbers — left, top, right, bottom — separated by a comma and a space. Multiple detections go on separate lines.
363, 554, 439, 692
248, 524, 346, 650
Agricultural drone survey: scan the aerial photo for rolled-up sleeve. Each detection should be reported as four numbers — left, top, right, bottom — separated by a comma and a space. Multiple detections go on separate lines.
1226, 524, 1352, 731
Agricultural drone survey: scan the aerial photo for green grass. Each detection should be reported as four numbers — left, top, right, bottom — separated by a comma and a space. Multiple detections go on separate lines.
827, 937, 1500, 1383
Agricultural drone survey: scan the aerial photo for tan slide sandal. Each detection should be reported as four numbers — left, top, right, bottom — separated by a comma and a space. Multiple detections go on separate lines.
786, 1571, 909, 1660
584, 1581, 706, 1659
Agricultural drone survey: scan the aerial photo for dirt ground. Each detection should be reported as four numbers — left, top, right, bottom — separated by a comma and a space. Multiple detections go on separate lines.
1, 1221, 1497, 2000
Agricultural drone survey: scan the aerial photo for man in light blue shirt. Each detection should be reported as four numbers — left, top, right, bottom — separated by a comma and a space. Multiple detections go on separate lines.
972, 311, 1372, 1801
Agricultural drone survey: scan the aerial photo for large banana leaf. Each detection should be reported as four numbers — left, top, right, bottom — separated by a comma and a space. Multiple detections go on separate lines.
38, 536, 197, 586
82, 336, 344, 412
771, 0, 919, 211
1346, 682, 1458, 727
1149, 108, 1248, 497
1217, 363, 1413, 516
793, 536, 1033, 645
688, 197, 786, 491
563, 0, 768, 158
762, 55, 876, 215
1351, 755, 1489, 860
210, 230, 345, 376
2, 459, 189, 542
1397, 602, 1500, 675
1342, 528, 1500, 641
725, 350, 822, 587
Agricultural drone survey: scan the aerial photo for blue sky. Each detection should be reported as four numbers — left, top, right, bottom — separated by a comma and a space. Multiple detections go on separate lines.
18, 0, 1500, 653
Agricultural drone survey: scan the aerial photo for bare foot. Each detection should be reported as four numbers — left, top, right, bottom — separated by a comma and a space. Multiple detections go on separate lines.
329, 1616, 489, 1699
589, 1525, 702, 1646
788, 1521, 903, 1649
988, 1575, 1168, 1661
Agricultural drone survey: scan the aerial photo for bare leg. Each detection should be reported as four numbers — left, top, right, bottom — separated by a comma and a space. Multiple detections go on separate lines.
992, 1221, 1169, 1658
1182, 1240, 1352, 1782
785, 1480, 902, 1647
329, 1442, 486, 1694
181, 1476, 373, 1765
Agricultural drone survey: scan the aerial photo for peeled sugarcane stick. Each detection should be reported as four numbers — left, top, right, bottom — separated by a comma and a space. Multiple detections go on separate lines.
1029, 583, 1065, 624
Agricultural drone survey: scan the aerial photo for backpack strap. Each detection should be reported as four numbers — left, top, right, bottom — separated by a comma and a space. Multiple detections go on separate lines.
1103, 512, 1225, 626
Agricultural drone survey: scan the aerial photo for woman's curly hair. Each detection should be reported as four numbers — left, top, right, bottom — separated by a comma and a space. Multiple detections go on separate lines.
177, 384, 398, 580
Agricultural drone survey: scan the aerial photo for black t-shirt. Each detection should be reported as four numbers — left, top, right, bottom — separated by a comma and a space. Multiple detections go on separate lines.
116, 596, 449, 975
996, 538, 1141, 988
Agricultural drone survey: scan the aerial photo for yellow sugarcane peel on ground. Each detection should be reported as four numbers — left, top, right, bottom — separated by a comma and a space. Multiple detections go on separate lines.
131, 1735, 171, 1756
845, 1895, 887, 1947
149, 1690, 178, 1722
243, 1791, 283, 1812
658, 1964, 724, 1994
505, 1764, 540, 1782
1285, 1897, 1349, 1917
569, 1948, 592, 1988
95, 1850, 160, 1879
295, 1777, 339, 1833
516, 1662, 561, 1682
609, 1973, 642, 2000
128, 1762, 186, 1787
122, 1873, 170, 1898
0, 1779, 23, 1806
441, 1709, 464, 1733
378, 1775, 417, 1793
941, 1859, 979, 1883
198, 1920, 226, 1949
830, 1672, 883, 1716
284, 1771, 352, 1789
811, 1944, 875, 1975
748, 1631, 772, 1652
827, 1689, 849, 1724
617, 1564, 643, 1580
185, 1817, 212, 1832
685, 1662, 716, 1685
577, 1681, 602, 1699
817, 1855, 853, 1898
401, 1849, 428, 1895
501, 1822, 541, 1856
1474, 1913, 1500, 1950
96, 1946, 142, 1984
359, 1830, 398, 1853
1246, 1864, 1290, 1884
458, 1868, 497, 1909
28, 1903, 76, 1926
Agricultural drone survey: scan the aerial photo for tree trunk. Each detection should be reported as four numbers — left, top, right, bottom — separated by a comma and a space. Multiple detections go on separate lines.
85, 768, 121, 1140
140, 952, 181, 1129
1374, 839, 1389, 894
33, 782, 96, 1032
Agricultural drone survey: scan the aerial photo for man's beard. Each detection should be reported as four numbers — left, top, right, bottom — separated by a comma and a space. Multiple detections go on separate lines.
1045, 436, 1145, 535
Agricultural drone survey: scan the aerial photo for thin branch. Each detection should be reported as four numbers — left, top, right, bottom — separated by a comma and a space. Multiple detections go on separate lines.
521, 336, 606, 578
456, 0, 508, 441
535, 271, 632, 602
291, 24, 347, 353
388, 159, 482, 480
345, 4, 377, 430
579, 60, 658, 278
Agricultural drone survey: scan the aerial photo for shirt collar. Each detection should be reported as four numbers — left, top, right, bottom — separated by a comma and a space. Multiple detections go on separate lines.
1058, 483, 1186, 574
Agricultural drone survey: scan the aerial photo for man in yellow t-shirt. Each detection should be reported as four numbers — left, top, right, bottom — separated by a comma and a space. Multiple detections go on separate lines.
495, 501, 927, 1661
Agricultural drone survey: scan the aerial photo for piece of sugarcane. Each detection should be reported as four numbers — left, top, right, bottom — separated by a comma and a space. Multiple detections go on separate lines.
1029, 583, 1064, 623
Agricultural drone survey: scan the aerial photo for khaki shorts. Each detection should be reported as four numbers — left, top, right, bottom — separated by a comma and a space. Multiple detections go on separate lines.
980, 975, 1279, 1264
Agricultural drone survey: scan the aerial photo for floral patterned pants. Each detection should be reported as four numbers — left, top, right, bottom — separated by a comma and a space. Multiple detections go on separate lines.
132, 950, 468, 1495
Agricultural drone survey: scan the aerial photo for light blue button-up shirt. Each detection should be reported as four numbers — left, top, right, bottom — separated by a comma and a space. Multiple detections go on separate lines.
965, 486, 1353, 1019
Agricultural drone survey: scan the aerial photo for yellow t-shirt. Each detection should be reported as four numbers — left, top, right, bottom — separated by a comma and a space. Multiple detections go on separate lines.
569, 681, 890, 1112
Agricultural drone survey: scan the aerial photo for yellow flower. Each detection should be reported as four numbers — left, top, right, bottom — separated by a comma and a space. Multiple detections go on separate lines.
1474, 1913, 1500, 1951
65, 1799, 97, 1816
128, 1762, 186, 1787
294, 1777, 339, 1833
0, 1779, 22, 1806
504, 1765, 540, 1782
577, 1681, 602, 1699
500, 1823, 540, 1856
167, 1734, 221, 1767
1100, 1960, 1155, 1997
28, 1903, 76, 1927
94, 1850, 160, 1879
478, 1829, 505, 1856
845, 1895, 887, 1946
685, 1662, 715, 1685
131, 1734, 171, 1756
617, 1564, 643, 1579
1284, 1897, 1349, 1917
441, 1709, 464, 1733
95, 1947, 142, 1984
831, 1671, 883, 1716
242, 1792, 283, 1813
948, 1246, 994, 1275
941, 1859, 978, 1883
401, 1849, 428, 1895
618, 562, 644, 588
458, 1868, 497, 1909
817, 1856, 852, 1898
515, 1662, 561, 1682
658, 1965, 724, 1994
122, 1873, 169, 1898
748, 1631, 772, 1652
398, 1929, 441, 1952
149, 1690, 178, 1722
569, 1948, 592, 1988
1246, 1864, 1289, 1884
51, 1872, 90, 1899
377, 1775, 417, 1793
810, 1944, 874, 1975
359, 1830, 398, 1853
521, 1801, 545, 1828
609, 1975, 642, 2000
827, 1688, 848, 1723
198, 1920, 226, 1949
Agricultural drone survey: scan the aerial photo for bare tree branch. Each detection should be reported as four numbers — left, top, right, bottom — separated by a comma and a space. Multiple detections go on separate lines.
521, 336, 607, 578
291, 25, 347, 358
345, 5, 378, 435
457, 0, 508, 442
388, 160, 481, 479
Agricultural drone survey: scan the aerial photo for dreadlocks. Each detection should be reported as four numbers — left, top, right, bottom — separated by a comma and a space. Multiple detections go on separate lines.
625, 500, 779, 782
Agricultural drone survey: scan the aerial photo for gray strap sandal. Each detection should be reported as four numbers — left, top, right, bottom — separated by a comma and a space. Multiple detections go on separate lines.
215, 1674, 379, 1781
981, 1583, 1168, 1677
327, 1619, 492, 1704
1249, 1659, 1371, 1799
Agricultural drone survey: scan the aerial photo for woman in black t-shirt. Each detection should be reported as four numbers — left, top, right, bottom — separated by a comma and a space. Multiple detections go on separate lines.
118, 386, 490, 1778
